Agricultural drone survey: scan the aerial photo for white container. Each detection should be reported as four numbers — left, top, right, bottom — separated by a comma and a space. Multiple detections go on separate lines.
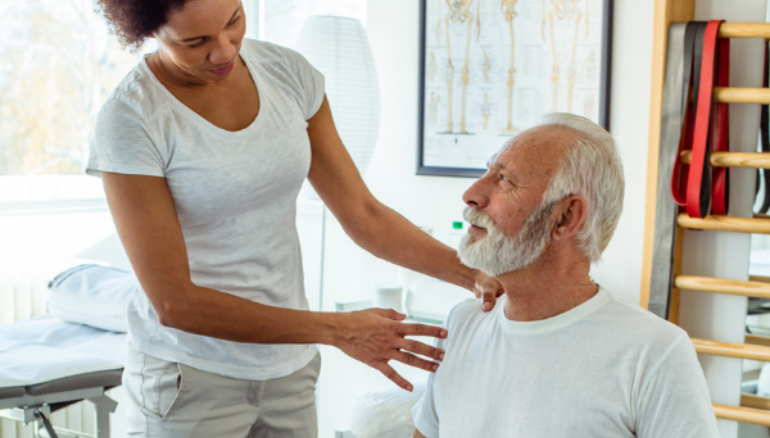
372, 284, 403, 313
405, 277, 471, 322
442, 221, 467, 250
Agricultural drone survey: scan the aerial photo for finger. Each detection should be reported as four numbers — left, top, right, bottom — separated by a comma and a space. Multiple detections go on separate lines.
399, 338, 445, 361
396, 323, 448, 338
376, 363, 414, 392
371, 308, 406, 321
481, 291, 497, 311
390, 350, 440, 372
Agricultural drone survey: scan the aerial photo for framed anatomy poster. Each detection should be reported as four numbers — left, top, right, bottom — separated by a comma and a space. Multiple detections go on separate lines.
417, 0, 613, 177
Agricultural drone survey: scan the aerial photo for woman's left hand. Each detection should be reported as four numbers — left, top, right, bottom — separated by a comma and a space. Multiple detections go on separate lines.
472, 270, 504, 311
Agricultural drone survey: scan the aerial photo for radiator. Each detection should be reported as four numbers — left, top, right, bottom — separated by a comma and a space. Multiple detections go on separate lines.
0, 275, 99, 438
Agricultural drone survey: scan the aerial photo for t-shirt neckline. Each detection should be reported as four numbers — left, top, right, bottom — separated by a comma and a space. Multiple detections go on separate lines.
498, 286, 610, 336
140, 53, 264, 137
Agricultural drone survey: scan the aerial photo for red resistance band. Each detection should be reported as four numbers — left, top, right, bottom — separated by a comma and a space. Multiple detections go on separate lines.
672, 20, 730, 218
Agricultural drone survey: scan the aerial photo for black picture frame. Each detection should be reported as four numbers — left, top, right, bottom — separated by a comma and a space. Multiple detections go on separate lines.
417, 0, 614, 178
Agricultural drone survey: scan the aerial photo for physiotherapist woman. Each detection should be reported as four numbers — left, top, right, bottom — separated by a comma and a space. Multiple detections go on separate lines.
87, 0, 501, 436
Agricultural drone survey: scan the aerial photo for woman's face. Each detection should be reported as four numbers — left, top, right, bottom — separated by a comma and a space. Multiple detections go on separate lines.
153, 0, 246, 82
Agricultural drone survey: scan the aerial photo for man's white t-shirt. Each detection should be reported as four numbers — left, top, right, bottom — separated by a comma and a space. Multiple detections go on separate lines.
412, 287, 720, 438
86, 39, 324, 380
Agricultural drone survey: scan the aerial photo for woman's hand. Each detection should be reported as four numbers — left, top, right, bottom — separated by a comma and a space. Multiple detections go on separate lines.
331, 308, 447, 392
472, 269, 504, 311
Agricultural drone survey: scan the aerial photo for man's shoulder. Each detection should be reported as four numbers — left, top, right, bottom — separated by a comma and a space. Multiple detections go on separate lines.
444, 298, 488, 326
440, 298, 498, 345
599, 288, 688, 346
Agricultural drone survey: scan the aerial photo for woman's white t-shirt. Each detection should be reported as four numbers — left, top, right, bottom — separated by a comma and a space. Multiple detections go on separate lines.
86, 39, 325, 380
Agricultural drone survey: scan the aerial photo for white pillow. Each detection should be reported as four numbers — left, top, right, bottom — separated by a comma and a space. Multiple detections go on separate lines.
47, 264, 137, 333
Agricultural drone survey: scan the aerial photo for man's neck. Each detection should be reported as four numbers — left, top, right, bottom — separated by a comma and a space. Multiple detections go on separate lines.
497, 246, 598, 322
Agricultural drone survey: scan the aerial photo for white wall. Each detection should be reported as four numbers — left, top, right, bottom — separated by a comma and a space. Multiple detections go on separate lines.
358, 0, 656, 305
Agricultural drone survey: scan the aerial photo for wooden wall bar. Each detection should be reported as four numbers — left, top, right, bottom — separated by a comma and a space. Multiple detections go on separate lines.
680, 151, 770, 169
719, 22, 770, 38
714, 87, 770, 105
678, 214, 770, 235
640, 0, 695, 310
675, 275, 770, 299
714, 404, 770, 427
691, 338, 770, 362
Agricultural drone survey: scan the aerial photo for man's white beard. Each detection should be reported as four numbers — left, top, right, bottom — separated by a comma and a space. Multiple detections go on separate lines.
458, 201, 555, 277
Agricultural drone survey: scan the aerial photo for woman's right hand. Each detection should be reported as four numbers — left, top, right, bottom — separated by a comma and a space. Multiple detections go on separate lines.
331, 308, 447, 392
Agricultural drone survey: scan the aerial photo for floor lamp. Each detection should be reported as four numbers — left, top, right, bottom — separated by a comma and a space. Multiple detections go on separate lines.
297, 15, 381, 311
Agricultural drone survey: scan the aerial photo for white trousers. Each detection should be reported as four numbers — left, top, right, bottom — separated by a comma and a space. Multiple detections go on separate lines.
123, 342, 321, 437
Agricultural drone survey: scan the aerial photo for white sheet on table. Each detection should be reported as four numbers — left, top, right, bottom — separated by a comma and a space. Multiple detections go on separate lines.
348, 381, 426, 438
0, 315, 126, 389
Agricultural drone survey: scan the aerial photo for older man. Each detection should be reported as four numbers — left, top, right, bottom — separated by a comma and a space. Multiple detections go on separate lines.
411, 113, 719, 437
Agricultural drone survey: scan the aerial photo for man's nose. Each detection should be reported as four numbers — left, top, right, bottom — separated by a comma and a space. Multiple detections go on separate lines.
463, 179, 489, 209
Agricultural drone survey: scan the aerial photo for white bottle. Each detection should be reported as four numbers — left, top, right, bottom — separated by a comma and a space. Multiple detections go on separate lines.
444, 221, 466, 250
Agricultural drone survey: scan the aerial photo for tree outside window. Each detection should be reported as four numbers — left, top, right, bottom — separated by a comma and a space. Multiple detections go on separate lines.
0, 0, 144, 176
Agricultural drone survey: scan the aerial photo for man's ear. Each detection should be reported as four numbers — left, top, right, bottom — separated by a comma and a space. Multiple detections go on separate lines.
552, 195, 587, 241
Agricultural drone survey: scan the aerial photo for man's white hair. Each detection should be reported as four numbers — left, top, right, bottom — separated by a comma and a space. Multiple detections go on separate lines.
537, 113, 625, 262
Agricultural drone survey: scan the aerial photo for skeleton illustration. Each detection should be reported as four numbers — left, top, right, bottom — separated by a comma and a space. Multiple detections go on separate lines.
481, 92, 491, 129
428, 52, 438, 82
437, 0, 481, 134
481, 50, 491, 83
429, 92, 442, 127
501, 0, 519, 134
582, 49, 598, 84
583, 93, 595, 119
542, 0, 590, 112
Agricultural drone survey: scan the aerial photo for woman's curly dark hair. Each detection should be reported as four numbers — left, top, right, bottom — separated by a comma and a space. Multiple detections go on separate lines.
95, 0, 191, 49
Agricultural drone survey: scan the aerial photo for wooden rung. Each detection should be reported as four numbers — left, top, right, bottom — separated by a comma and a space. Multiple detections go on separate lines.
755, 214, 770, 221
714, 87, 770, 104
674, 275, 770, 299
680, 151, 770, 169
678, 214, 770, 234
692, 338, 770, 361
750, 275, 770, 283
714, 403, 770, 426
719, 23, 770, 39
742, 394, 770, 411
746, 334, 770, 348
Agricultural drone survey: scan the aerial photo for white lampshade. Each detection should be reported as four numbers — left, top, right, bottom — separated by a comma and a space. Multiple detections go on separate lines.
297, 15, 380, 175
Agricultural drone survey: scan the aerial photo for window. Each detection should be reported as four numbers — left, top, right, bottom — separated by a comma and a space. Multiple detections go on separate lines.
0, 0, 146, 178
0, 1, 154, 275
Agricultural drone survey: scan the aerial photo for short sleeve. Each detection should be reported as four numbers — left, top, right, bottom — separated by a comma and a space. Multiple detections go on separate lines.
411, 365, 440, 438
86, 99, 165, 178
635, 334, 720, 438
281, 49, 326, 120
411, 328, 450, 438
